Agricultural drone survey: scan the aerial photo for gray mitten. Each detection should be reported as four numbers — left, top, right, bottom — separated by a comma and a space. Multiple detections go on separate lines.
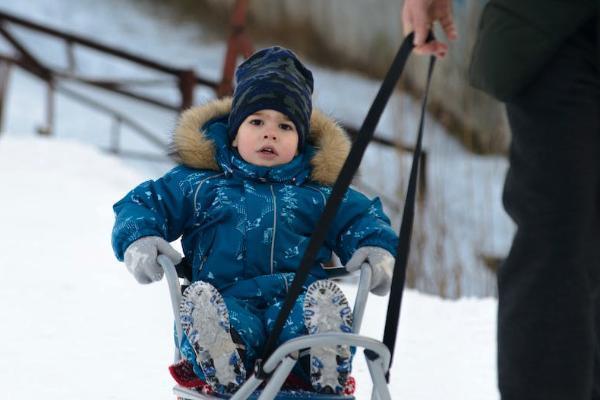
345, 246, 395, 296
124, 236, 182, 284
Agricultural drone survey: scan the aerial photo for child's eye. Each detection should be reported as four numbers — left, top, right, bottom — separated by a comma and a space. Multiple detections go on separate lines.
249, 119, 263, 126
279, 123, 295, 131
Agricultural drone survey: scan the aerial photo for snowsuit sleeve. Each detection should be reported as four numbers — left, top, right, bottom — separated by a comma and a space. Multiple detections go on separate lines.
111, 166, 206, 261
326, 187, 398, 266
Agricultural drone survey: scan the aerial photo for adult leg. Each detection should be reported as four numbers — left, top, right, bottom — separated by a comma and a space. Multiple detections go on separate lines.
594, 290, 600, 400
499, 19, 600, 400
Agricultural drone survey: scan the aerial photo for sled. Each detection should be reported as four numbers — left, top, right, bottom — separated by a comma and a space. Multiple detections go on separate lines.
156, 31, 435, 400
158, 254, 393, 400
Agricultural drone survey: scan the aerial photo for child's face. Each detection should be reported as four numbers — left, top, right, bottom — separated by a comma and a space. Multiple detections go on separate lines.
232, 109, 299, 167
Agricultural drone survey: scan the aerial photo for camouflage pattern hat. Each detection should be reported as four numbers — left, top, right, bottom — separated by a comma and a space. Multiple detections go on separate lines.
228, 46, 314, 150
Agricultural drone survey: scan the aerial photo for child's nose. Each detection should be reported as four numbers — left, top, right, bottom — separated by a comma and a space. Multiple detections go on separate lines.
263, 132, 277, 140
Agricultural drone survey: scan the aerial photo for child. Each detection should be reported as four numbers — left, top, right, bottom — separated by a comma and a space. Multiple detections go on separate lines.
111, 46, 398, 395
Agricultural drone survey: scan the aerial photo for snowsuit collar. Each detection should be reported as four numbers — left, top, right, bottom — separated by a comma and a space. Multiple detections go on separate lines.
171, 98, 351, 185
193, 116, 314, 184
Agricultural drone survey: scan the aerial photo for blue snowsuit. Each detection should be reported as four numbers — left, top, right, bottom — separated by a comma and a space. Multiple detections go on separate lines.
111, 98, 398, 379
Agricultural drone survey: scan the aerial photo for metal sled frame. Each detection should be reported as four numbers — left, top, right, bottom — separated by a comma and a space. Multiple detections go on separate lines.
158, 255, 392, 400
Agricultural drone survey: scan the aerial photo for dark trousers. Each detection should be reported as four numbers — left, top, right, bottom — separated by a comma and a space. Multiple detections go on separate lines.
499, 19, 600, 400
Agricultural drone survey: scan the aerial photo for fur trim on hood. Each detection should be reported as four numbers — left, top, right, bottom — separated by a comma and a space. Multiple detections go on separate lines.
171, 97, 351, 186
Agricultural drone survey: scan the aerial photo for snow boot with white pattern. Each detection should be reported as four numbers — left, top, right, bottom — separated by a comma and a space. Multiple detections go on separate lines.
180, 281, 246, 395
303, 280, 353, 394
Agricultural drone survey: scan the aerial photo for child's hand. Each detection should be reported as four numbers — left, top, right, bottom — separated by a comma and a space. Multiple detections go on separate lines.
124, 236, 182, 284
345, 246, 395, 296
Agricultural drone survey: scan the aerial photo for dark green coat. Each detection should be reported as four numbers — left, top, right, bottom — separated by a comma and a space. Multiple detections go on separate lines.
469, 0, 597, 101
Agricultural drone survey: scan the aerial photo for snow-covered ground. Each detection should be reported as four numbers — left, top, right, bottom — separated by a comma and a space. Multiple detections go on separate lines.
0, 136, 499, 399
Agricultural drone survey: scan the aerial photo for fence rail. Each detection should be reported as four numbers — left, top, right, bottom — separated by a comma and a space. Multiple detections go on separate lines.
0, 1, 253, 154
0, 3, 426, 201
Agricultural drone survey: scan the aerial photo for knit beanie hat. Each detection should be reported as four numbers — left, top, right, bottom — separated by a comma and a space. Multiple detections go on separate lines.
228, 46, 314, 150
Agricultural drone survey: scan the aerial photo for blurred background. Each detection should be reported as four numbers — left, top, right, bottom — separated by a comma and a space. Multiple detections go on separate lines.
0, 0, 513, 299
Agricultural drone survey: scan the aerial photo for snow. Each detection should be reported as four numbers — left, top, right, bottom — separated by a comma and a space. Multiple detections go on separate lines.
0, 135, 499, 399
0, 1, 501, 398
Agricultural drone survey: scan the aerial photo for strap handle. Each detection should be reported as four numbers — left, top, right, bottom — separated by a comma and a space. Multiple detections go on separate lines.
257, 33, 435, 376
383, 55, 435, 380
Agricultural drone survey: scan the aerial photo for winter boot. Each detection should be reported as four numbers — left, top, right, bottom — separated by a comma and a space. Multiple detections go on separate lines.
303, 279, 353, 394
179, 281, 246, 394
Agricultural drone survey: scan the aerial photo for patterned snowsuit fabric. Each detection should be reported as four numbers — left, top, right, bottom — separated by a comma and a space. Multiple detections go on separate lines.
111, 99, 398, 382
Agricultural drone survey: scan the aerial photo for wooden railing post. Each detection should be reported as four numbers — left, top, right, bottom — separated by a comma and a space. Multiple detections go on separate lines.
110, 115, 122, 154
178, 69, 196, 111
218, 0, 254, 97
37, 77, 54, 135
66, 39, 76, 74
0, 59, 12, 135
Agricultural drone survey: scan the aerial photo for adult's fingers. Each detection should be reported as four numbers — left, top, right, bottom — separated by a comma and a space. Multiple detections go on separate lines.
401, 1, 413, 36
402, 0, 432, 46
439, 11, 458, 40
414, 41, 448, 57
410, 4, 432, 46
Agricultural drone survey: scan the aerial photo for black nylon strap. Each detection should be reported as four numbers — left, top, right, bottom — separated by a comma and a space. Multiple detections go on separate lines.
257, 33, 435, 375
383, 55, 435, 381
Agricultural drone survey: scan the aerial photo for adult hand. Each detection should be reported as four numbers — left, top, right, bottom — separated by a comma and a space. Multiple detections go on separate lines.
402, 0, 458, 58
346, 246, 395, 296
124, 236, 182, 284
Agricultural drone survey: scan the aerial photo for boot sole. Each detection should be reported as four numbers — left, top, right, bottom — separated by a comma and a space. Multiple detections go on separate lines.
180, 281, 246, 394
303, 280, 353, 394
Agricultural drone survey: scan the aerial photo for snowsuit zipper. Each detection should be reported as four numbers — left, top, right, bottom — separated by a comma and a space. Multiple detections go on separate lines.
270, 184, 277, 274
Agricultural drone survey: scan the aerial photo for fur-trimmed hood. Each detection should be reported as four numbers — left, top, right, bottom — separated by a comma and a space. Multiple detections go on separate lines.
171, 98, 351, 186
